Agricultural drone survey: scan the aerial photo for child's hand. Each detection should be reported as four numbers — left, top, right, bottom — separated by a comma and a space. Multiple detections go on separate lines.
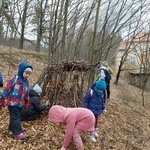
103, 109, 107, 113
0, 97, 5, 106
44, 101, 49, 107
61, 146, 66, 150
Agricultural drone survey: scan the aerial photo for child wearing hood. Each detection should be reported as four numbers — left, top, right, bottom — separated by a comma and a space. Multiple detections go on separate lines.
83, 79, 106, 142
48, 105, 95, 150
98, 61, 112, 100
0, 61, 33, 139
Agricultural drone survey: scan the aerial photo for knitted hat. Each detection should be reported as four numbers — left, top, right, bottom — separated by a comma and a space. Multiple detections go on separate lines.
24, 67, 33, 72
33, 84, 42, 93
95, 79, 106, 91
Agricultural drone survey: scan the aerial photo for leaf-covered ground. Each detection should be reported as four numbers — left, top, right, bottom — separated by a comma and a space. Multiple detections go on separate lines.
0, 46, 150, 150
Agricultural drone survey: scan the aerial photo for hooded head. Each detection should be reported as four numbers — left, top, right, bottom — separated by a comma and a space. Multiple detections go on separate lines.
102, 61, 108, 67
33, 84, 42, 93
17, 61, 33, 79
94, 79, 106, 97
48, 105, 66, 123
95, 79, 106, 91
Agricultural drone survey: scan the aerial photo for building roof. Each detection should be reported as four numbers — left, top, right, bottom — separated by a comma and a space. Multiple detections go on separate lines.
118, 32, 150, 50
129, 33, 150, 42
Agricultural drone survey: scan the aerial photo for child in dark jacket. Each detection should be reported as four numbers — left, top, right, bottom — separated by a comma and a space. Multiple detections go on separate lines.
83, 79, 106, 142
0, 61, 33, 139
21, 84, 48, 121
98, 61, 112, 100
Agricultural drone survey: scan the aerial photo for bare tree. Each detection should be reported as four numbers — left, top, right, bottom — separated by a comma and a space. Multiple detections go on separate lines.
18, 0, 29, 49
47, 0, 65, 63
0, 0, 12, 42
88, 0, 101, 87
32, 0, 49, 52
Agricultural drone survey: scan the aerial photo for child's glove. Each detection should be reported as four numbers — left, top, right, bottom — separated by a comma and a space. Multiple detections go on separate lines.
44, 101, 49, 107
103, 109, 107, 113
61, 146, 66, 150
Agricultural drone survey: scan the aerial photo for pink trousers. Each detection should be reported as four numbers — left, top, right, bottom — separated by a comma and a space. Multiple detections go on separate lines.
73, 128, 83, 149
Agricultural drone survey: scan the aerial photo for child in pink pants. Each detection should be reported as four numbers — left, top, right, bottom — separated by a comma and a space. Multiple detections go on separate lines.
48, 105, 95, 150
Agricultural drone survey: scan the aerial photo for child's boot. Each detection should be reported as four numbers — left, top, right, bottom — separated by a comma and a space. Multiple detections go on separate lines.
14, 132, 26, 140
94, 128, 99, 138
88, 131, 96, 142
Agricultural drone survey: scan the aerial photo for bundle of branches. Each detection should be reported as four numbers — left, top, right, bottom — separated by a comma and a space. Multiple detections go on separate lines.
36, 61, 91, 107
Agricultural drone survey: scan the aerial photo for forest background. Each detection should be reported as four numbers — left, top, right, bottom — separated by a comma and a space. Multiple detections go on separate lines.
0, 0, 150, 86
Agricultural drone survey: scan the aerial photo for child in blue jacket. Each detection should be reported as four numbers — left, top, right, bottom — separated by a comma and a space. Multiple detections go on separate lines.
0, 61, 33, 139
83, 79, 106, 142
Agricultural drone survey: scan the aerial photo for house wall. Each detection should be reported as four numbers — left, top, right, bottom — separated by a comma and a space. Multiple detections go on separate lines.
116, 40, 150, 72
115, 50, 125, 70
116, 33, 150, 89
129, 74, 150, 90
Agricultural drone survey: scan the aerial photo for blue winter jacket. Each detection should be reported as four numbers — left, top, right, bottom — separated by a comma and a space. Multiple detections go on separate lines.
83, 83, 105, 115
